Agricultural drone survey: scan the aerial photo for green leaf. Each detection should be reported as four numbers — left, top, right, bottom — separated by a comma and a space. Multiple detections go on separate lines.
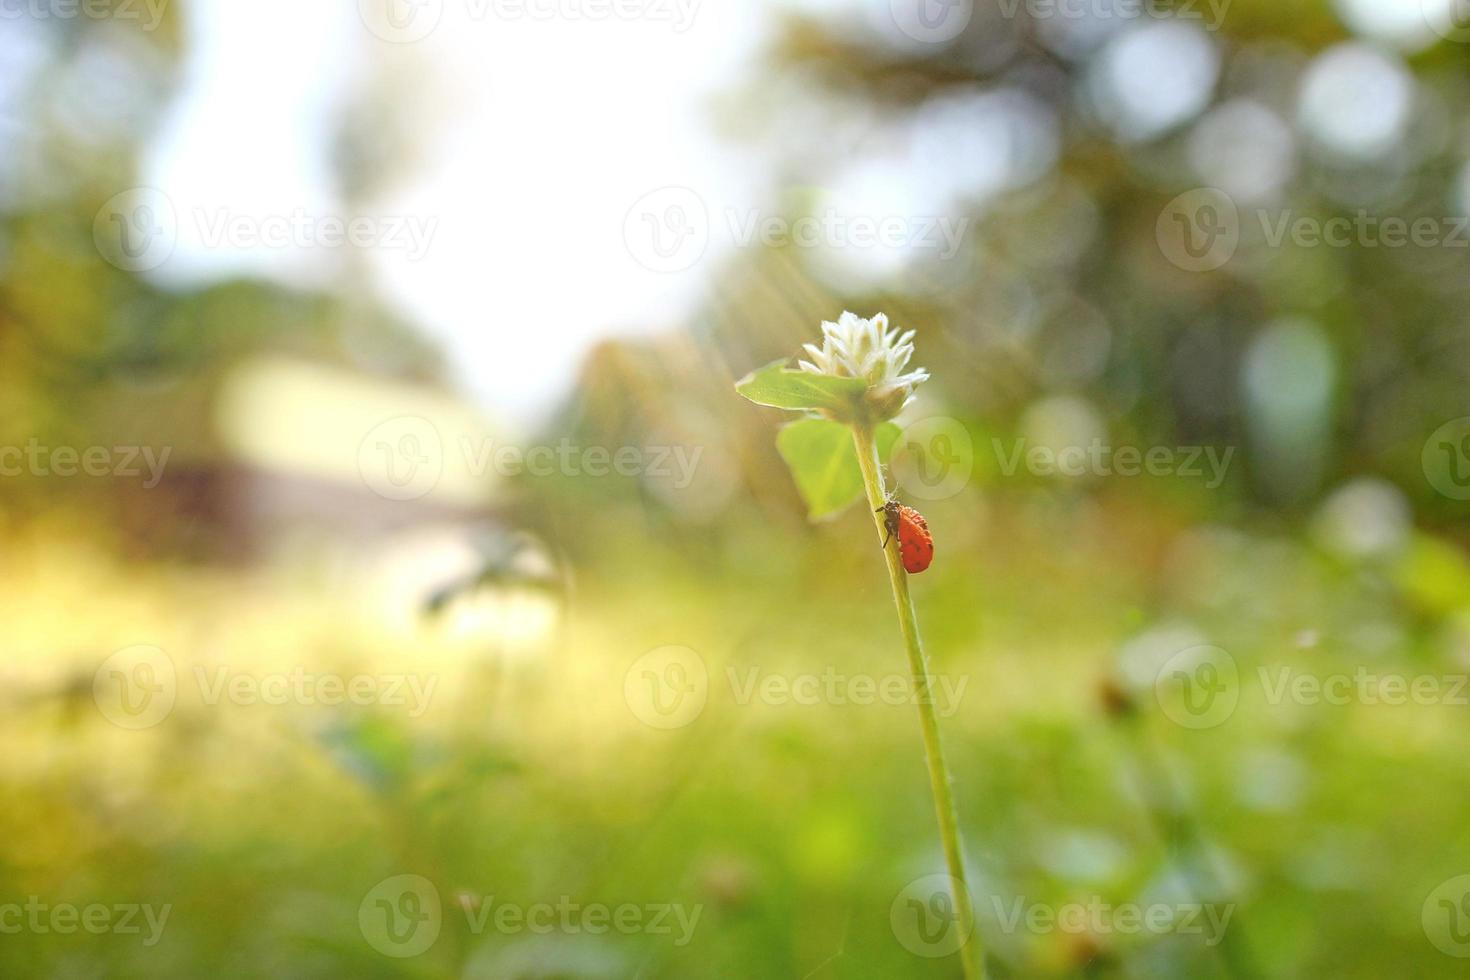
776, 418, 899, 520
735, 360, 867, 414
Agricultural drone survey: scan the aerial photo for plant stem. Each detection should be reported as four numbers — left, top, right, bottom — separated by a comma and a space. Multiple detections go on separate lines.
852, 424, 984, 980
1130, 726, 1261, 980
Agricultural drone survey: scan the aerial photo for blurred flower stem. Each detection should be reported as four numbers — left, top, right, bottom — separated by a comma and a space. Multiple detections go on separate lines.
1132, 725, 1262, 980
853, 422, 985, 980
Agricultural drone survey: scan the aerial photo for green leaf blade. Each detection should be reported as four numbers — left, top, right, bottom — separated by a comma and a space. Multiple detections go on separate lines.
776, 418, 901, 521
734, 360, 866, 414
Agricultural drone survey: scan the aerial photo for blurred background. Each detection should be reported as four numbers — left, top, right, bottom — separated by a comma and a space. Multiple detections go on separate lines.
4, 0, 1470, 976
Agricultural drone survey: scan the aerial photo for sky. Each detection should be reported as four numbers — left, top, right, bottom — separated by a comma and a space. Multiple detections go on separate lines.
144, 0, 773, 427
134, 0, 1447, 427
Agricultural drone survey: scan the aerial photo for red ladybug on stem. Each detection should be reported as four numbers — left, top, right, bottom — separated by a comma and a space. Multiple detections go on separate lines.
878, 498, 934, 574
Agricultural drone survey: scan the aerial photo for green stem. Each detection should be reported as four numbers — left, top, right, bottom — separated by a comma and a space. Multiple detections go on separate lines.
852, 424, 984, 980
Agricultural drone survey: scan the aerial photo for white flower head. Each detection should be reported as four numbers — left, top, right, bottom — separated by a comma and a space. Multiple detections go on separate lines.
798, 311, 929, 421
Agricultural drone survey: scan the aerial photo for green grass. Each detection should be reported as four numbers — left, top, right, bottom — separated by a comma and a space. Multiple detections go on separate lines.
0, 491, 1466, 978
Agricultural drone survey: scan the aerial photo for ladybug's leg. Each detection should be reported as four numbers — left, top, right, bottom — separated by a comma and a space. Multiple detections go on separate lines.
875, 506, 894, 548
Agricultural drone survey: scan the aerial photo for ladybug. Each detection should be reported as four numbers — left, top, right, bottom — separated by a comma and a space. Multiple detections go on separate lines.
878, 498, 934, 574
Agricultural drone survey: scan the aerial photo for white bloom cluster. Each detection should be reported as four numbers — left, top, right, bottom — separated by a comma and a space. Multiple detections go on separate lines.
797, 311, 929, 420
